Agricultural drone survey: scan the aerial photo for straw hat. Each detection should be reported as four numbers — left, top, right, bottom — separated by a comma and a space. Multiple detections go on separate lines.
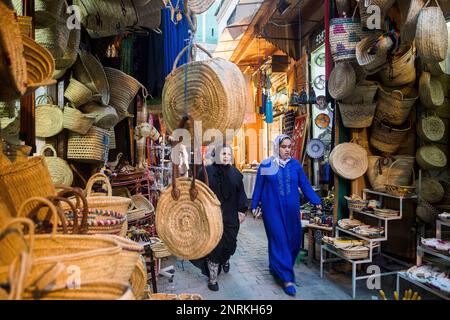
328, 63, 356, 100
0, 2, 28, 101
188, 0, 216, 14
329, 142, 368, 180
419, 72, 445, 109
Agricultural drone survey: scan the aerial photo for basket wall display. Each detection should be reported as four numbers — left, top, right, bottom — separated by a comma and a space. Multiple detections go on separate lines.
356, 34, 392, 75
67, 126, 110, 163
328, 62, 356, 100
338, 102, 377, 128
416, 145, 448, 170
416, 177, 445, 204
35, 94, 64, 138
329, 17, 367, 62
376, 85, 418, 126
341, 80, 378, 104
40, 144, 73, 186
416, 0, 448, 63
379, 46, 416, 87
419, 72, 445, 109
0, 2, 28, 101
63, 104, 96, 134
80, 102, 119, 129
329, 141, 368, 180
367, 156, 415, 191
384, 159, 416, 197
370, 119, 411, 154
417, 113, 446, 142
155, 165, 223, 260
401, 0, 427, 44
162, 44, 247, 137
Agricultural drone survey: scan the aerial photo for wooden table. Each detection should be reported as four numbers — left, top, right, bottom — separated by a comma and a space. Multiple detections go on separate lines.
306, 223, 333, 266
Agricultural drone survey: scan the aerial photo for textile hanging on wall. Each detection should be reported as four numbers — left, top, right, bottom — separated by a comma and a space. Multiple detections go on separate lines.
163, 1, 190, 77
283, 110, 296, 136
292, 114, 308, 161
120, 35, 135, 75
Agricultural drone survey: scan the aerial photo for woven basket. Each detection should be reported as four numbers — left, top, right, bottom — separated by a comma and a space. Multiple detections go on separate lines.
74, 50, 110, 105
338, 102, 376, 128
339, 246, 370, 259
155, 166, 223, 260
162, 44, 247, 136
344, 196, 369, 211
40, 144, 73, 186
129, 256, 147, 300
104, 67, 144, 121
417, 199, 441, 224
380, 46, 416, 87
356, 34, 391, 74
136, 0, 164, 29
436, 98, 450, 119
329, 142, 368, 180
384, 159, 416, 197
416, 0, 448, 63
341, 80, 378, 104
0, 2, 28, 101
63, 104, 96, 134
402, 0, 427, 44
126, 194, 148, 224
416, 145, 448, 170
109, 128, 116, 150
0, 101, 16, 118
370, 119, 411, 153
178, 293, 204, 300
129, 194, 155, 225
35, 94, 64, 138
328, 62, 356, 100
35, 18, 70, 60
64, 78, 95, 108
417, 113, 445, 142
419, 72, 445, 108
34, 0, 65, 28
17, 15, 33, 37
359, 0, 395, 30
67, 126, 110, 162
416, 178, 445, 204
188, 0, 215, 14
329, 18, 367, 62
55, 28, 80, 70
80, 102, 119, 129
376, 85, 418, 126
367, 156, 415, 191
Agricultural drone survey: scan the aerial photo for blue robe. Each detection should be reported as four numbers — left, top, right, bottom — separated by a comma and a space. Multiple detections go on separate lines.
251, 158, 321, 282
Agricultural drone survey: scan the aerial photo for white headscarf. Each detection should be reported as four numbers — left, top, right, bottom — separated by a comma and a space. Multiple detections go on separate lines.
272, 134, 292, 168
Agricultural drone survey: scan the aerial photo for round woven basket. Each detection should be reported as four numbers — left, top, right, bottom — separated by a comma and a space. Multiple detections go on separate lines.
40, 144, 73, 186
104, 67, 144, 121
188, 0, 216, 14
74, 50, 110, 105
329, 62, 356, 100
35, 94, 64, 138
417, 113, 445, 142
376, 85, 418, 125
0, 2, 28, 101
34, 18, 70, 60
367, 155, 415, 191
338, 102, 377, 128
136, 0, 164, 29
370, 119, 411, 154
416, 0, 448, 63
401, 0, 427, 44
329, 18, 367, 62
129, 256, 147, 300
63, 104, 96, 134
416, 177, 445, 204
64, 78, 94, 108
416, 144, 448, 170
419, 72, 445, 108
380, 46, 416, 87
341, 80, 378, 104
155, 171, 223, 260
329, 142, 368, 180
80, 102, 119, 129
356, 34, 391, 75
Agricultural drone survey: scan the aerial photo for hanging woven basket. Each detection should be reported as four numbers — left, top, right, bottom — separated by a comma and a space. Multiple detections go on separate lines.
341, 80, 378, 104
416, 144, 448, 170
63, 104, 96, 134
384, 159, 416, 197
55, 28, 81, 70
416, 177, 445, 204
376, 85, 418, 126
417, 113, 446, 142
370, 119, 411, 154
35, 94, 64, 138
328, 62, 356, 100
80, 102, 119, 129
338, 102, 377, 128
64, 78, 95, 108
67, 126, 110, 163
329, 17, 367, 62
401, 0, 427, 44
367, 155, 415, 191
135, 0, 164, 29
40, 144, 73, 186
34, 0, 65, 28
419, 72, 445, 109
379, 46, 416, 87
35, 18, 70, 60
329, 141, 368, 180
356, 34, 392, 75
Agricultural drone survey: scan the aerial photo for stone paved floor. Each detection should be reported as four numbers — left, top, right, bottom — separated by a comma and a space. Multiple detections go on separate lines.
155, 217, 408, 300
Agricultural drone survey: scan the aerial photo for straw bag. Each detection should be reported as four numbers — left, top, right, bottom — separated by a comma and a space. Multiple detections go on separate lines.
358, 0, 395, 30
162, 44, 247, 137
74, 50, 110, 105
341, 80, 378, 104
129, 256, 147, 300
329, 17, 367, 62
328, 62, 356, 100
329, 141, 368, 180
80, 102, 119, 129
416, 0, 448, 63
366, 156, 415, 191
416, 145, 448, 170
40, 144, 73, 186
376, 85, 418, 125
155, 164, 223, 260
104, 67, 144, 121
188, 0, 216, 14
35, 95, 64, 138
64, 78, 96, 108
128, 194, 155, 226
338, 102, 377, 128
380, 46, 416, 87
416, 177, 445, 204
67, 126, 110, 163
417, 113, 445, 142
0, 2, 28, 101
384, 159, 416, 197
401, 0, 427, 44
63, 104, 96, 134
356, 34, 392, 75
370, 119, 411, 154
419, 72, 445, 109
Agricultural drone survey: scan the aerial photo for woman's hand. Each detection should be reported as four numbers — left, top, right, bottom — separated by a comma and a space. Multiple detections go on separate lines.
238, 212, 246, 224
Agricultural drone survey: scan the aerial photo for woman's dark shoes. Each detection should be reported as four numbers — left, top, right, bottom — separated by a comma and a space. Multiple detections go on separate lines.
223, 261, 230, 273
208, 281, 219, 291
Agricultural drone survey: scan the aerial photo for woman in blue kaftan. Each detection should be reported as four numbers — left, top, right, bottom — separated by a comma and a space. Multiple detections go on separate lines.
251, 134, 322, 296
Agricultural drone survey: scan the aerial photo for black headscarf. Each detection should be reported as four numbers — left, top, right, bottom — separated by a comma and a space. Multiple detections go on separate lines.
211, 145, 233, 202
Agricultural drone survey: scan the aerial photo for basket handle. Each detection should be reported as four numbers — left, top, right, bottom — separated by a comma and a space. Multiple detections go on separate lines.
40, 144, 57, 158
54, 186, 90, 234
17, 197, 62, 237
85, 173, 113, 197
391, 89, 404, 100
171, 43, 213, 73
424, 0, 440, 8
35, 94, 55, 106
385, 159, 416, 187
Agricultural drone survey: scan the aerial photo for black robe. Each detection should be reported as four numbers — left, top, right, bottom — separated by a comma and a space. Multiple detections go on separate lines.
190, 164, 248, 276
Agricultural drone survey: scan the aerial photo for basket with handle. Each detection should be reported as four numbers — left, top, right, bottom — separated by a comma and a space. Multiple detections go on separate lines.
366, 155, 415, 191
356, 34, 392, 75
329, 14, 367, 62
419, 72, 445, 109
80, 102, 119, 129
338, 100, 377, 128
341, 80, 378, 104
384, 159, 416, 197
401, 0, 427, 44
380, 46, 416, 87
67, 126, 110, 162
376, 85, 418, 126
63, 103, 96, 134
370, 119, 411, 154
40, 144, 73, 186
64, 78, 95, 108
35, 94, 64, 138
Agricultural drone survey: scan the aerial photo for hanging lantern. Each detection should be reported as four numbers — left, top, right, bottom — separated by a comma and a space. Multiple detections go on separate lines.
298, 88, 308, 105
309, 88, 317, 104
289, 90, 299, 107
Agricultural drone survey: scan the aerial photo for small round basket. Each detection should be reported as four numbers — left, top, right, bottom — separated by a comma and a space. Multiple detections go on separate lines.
417, 113, 445, 142
416, 144, 448, 170
419, 72, 445, 109
329, 142, 368, 180
40, 144, 73, 186
416, 177, 445, 204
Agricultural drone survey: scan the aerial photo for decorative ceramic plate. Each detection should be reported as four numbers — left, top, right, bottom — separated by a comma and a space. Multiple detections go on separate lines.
315, 113, 331, 129
306, 139, 325, 159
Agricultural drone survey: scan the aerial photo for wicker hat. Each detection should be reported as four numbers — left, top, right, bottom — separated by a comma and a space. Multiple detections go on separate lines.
329, 142, 368, 180
328, 63, 356, 100
416, 144, 447, 170
419, 72, 445, 109
35, 17, 70, 60
188, 0, 216, 14
0, 2, 28, 101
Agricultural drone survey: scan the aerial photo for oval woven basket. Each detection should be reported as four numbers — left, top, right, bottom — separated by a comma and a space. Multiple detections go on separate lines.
67, 126, 110, 163
367, 156, 415, 191
370, 119, 411, 154
329, 62, 356, 100
376, 85, 418, 125
64, 78, 94, 108
338, 102, 377, 128
416, 144, 448, 170
329, 17, 367, 62
40, 144, 73, 186
155, 174, 223, 260
0, 2, 28, 101
401, 0, 427, 44
188, 0, 216, 14
416, 177, 445, 204
356, 34, 391, 74
380, 46, 416, 87
416, 0, 448, 63
419, 72, 445, 108
341, 80, 378, 104
329, 142, 368, 180
417, 113, 445, 142
35, 94, 64, 138
63, 104, 96, 134
80, 102, 119, 129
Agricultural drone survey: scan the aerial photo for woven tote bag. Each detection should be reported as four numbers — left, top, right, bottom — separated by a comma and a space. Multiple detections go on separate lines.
366, 156, 415, 191
35, 95, 64, 138
376, 85, 418, 126
67, 126, 110, 162
401, 0, 427, 44
380, 46, 416, 87
40, 144, 73, 186
63, 104, 96, 134
329, 17, 367, 62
